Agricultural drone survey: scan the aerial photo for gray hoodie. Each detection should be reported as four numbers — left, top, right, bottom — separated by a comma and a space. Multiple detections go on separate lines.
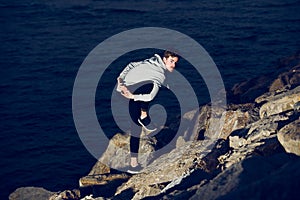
118, 54, 167, 102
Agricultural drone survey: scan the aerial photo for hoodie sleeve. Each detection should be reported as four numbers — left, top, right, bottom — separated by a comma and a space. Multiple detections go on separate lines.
133, 82, 159, 102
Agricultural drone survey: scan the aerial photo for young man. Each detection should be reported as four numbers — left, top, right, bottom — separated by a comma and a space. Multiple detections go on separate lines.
116, 50, 179, 173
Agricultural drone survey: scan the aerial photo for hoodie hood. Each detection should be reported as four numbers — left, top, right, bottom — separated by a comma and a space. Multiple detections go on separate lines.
151, 54, 167, 70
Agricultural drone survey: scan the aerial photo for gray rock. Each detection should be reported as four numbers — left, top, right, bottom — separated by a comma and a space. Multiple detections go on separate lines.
80, 195, 105, 200
269, 64, 300, 93
294, 101, 300, 114
190, 161, 244, 200
277, 118, 300, 156
114, 139, 215, 200
87, 160, 110, 176
257, 86, 300, 119
79, 173, 130, 187
9, 187, 54, 200
49, 189, 80, 200
96, 132, 156, 170
191, 154, 300, 200
218, 109, 250, 140
229, 135, 247, 149
223, 114, 285, 169
183, 105, 211, 141
179, 105, 226, 143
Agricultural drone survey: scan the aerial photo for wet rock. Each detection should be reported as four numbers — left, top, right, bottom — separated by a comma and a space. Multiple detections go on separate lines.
277, 118, 300, 156
9, 187, 54, 200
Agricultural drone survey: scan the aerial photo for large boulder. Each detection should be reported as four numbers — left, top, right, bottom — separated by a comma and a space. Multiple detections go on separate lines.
9, 187, 54, 200
79, 132, 156, 188
179, 104, 250, 142
181, 105, 211, 142
269, 64, 300, 93
257, 86, 300, 119
96, 132, 156, 171
277, 118, 300, 156
114, 139, 219, 200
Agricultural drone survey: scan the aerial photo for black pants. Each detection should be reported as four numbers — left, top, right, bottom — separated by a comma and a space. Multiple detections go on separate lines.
127, 82, 154, 156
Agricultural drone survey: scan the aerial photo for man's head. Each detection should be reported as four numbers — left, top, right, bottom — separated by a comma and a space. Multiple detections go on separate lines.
163, 50, 179, 72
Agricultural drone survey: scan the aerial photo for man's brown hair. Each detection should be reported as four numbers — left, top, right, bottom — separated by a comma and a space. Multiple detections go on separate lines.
164, 50, 179, 59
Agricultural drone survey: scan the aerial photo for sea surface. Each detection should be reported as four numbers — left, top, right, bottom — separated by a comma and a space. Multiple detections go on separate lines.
1, 0, 299, 199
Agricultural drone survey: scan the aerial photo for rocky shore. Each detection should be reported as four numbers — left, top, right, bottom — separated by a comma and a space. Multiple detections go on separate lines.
9, 53, 300, 200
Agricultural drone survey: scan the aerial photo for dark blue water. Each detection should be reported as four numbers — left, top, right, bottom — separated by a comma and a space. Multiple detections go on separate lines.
1, 0, 299, 199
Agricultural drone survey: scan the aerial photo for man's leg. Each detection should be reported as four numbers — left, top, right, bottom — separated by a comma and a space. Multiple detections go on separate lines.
140, 109, 147, 119
128, 82, 153, 167
138, 101, 157, 132
128, 99, 143, 167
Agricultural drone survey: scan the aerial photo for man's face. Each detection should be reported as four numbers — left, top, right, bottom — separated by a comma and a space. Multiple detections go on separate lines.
163, 56, 178, 72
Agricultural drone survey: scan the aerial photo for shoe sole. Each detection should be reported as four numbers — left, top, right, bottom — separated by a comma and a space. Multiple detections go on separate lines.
127, 169, 141, 174
138, 119, 157, 132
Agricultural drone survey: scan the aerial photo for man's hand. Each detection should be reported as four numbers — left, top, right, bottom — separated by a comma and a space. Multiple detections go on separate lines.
117, 77, 134, 99
117, 77, 123, 84
120, 85, 134, 99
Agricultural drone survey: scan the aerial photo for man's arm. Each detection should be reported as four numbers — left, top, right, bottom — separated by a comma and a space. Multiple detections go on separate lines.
120, 83, 159, 102
116, 77, 124, 92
